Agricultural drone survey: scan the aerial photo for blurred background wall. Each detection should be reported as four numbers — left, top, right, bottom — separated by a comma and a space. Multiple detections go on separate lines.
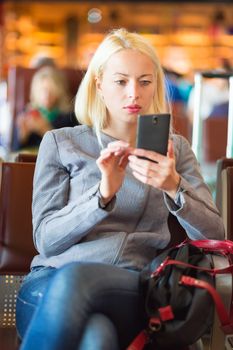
0, 0, 232, 79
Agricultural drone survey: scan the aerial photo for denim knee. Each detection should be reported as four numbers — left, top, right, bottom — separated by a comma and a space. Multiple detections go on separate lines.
79, 313, 120, 350
16, 266, 56, 339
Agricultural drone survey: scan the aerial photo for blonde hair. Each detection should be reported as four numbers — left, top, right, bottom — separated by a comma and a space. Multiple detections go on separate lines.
30, 66, 71, 112
75, 28, 167, 138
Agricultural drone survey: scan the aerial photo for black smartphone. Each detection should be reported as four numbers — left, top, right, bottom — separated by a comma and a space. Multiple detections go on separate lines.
136, 114, 170, 156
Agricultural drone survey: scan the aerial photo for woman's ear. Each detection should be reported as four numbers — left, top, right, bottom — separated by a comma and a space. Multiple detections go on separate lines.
95, 76, 105, 101
95, 76, 102, 93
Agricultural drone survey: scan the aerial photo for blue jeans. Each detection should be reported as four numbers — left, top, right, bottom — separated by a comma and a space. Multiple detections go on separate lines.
16, 262, 146, 350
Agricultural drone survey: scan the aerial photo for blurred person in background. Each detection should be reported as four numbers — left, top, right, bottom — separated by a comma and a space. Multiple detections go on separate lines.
29, 55, 57, 69
164, 68, 187, 118
207, 58, 232, 120
187, 57, 231, 124
164, 68, 192, 140
187, 76, 229, 124
14, 65, 78, 151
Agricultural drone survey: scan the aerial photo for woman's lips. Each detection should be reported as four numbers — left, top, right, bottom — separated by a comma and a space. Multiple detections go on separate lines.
124, 105, 141, 114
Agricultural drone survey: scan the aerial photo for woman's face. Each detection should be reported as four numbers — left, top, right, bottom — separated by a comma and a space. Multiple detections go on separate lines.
37, 78, 58, 110
97, 49, 156, 127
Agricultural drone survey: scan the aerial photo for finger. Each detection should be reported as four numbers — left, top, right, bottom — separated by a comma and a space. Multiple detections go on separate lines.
101, 148, 128, 158
128, 156, 158, 178
100, 148, 115, 156
128, 154, 160, 169
131, 170, 154, 186
130, 148, 165, 163
129, 162, 153, 178
107, 141, 130, 149
98, 149, 126, 167
167, 139, 175, 159
107, 141, 134, 156
119, 154, 129, 170
97, 152, 115, 164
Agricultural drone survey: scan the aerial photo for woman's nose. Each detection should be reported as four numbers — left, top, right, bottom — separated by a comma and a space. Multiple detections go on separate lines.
128, 82, 139, 100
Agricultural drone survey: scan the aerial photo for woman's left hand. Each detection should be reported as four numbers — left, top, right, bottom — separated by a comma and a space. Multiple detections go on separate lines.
128, 140, 180, 199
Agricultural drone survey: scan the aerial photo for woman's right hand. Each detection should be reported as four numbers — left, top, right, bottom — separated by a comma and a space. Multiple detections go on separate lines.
96, 141, 132, 204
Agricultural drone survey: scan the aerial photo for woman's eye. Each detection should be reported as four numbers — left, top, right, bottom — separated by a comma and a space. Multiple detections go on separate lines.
115, 80, 126, 85
140, 80, 151, 86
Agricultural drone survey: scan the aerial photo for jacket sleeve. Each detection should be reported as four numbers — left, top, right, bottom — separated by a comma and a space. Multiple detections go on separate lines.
32, 130, 115, 257
164, 135, 225, 241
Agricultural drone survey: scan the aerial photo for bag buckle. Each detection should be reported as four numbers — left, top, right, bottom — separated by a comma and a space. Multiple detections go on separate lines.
151, 256, 170, 278
149, 317, 161, 332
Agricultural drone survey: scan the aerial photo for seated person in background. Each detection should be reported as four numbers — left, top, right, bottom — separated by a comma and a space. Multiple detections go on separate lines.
209, 101, 228, 118
29, 55, 57, 69
187, 77, 229, 124
14, 66, 78, 150
164, 68, 183, 104
164, 68, 191, 139
16, 28, 224, 350
164, 68, 184, 115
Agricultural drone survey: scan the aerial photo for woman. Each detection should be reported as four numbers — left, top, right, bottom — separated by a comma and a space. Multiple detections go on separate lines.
15, 65, 77, 150
16, 29, 224, 350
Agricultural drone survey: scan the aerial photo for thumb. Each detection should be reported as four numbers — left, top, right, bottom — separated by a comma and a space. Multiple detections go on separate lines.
167, 139, 175, 159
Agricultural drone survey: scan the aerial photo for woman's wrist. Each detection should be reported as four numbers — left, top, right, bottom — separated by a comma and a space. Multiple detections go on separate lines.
98, 186, 114, 206
97, 185, 115, 209
99, 177, 116, 203
165, 175, 181, 200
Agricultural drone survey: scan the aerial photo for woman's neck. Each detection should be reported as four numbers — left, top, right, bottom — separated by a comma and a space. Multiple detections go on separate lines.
103, 123, 137, 147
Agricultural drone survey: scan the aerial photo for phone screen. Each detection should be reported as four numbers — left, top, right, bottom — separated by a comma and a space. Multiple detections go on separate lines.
136, 114, 170, 156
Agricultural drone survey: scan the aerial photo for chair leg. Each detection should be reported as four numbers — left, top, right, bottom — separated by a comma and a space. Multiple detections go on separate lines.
0, 275, 25, 350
